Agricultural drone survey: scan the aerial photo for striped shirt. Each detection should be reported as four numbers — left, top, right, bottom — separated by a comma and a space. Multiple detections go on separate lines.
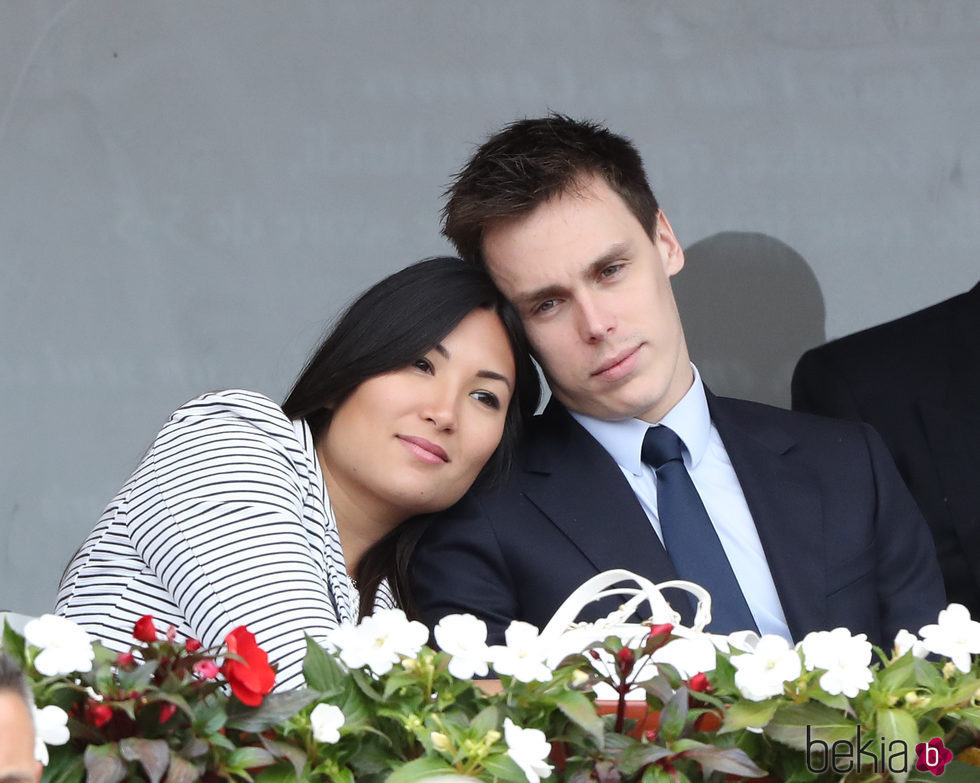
55, 389, 395, 691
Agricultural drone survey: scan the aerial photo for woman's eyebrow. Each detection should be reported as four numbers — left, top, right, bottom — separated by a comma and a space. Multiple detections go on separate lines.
477, 369, 512, 390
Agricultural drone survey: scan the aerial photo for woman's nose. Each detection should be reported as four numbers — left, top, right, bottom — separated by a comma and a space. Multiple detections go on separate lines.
422, 383, 458, 431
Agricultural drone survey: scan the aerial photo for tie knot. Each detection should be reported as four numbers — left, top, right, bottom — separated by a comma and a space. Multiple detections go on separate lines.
641, 425, 685, 469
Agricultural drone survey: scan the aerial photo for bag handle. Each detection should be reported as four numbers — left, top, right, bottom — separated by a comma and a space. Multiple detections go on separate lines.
539, 569, 713, 640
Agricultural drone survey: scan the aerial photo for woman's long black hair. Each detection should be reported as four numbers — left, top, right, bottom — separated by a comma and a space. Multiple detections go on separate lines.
281, 257, 540, 618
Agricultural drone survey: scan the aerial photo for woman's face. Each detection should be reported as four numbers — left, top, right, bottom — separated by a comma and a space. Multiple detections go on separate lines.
317, 307, 516, 526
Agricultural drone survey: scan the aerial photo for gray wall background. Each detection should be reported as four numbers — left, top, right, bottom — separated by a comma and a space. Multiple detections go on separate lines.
2, 1, 978, 614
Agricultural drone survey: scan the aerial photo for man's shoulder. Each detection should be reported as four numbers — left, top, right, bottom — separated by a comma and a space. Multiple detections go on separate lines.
798, 288, 967, 374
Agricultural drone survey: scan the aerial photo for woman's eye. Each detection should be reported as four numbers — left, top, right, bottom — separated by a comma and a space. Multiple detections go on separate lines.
471, 390, 501, 410
413, 358, 434, 374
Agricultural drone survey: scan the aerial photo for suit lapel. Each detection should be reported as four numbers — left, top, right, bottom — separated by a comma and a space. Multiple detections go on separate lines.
521, 401, 679, 583
707, 393, 827, 641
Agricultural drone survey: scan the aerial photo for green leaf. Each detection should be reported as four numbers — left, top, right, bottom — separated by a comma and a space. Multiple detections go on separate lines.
878, 652, 916, 692
2, 619, 27, 666
765, 702, 856, 750
719, 697, 780, 733
555, 688, 605, 744
226, 689, 319, 731
909, 759, 980, 782
617, 743, 674, 776
164, 754, 199, 783
480, 752, 531, 783
254, 762, 303, 783
469, 704, 499, 736
40, 744, 86, 783
301, 635, 347, 694
259, 737, 308, 777
658, 687, 689, 743
675, 739, 768, 778
227, 746, 277, 771
83, 744, 128, 783
876, 707, 919, 783
384, 756, 459, 783
119, 737, 170, 783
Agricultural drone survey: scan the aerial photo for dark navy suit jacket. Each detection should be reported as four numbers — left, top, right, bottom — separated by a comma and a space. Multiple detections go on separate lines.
411, 391, 946, 648
793, 282, 980, 613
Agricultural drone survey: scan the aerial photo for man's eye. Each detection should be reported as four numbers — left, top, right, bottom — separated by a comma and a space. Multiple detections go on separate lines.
413, 358, 434, 374
600, 263, 624, 278
471, 391, 501, 410
535, 299, 558, 315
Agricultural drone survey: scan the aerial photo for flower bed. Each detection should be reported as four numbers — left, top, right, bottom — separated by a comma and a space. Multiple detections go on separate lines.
5, 604, 980, 782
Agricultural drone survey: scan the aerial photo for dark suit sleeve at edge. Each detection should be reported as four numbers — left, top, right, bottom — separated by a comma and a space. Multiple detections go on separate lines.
409, 492, 518, 645
862, 421, 946, 641
792, 347, 863, 420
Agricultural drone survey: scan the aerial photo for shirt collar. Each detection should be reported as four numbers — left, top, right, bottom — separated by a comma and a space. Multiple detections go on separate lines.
569, 364, 711, 475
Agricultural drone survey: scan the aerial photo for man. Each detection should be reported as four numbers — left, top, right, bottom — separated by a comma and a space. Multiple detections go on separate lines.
0, 653, 42, 783
793, 282, 980, 614
410, 115, 945, 647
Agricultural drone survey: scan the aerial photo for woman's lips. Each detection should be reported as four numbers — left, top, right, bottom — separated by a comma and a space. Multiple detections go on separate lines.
397, 435, 450, 464
592, 345, 641, 382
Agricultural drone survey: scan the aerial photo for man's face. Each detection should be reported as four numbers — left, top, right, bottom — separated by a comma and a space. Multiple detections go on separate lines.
483, 175, 693, 423
0, 692, 41, 783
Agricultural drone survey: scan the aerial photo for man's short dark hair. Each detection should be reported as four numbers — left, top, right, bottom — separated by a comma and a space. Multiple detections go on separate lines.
0, 652, 33, 717
442, 114, 661, 264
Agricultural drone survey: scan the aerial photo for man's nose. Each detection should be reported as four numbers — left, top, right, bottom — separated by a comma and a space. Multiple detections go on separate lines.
577, 295, 615, 342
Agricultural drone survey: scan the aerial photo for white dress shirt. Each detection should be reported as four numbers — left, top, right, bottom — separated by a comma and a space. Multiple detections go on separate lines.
570, 366, 791, 639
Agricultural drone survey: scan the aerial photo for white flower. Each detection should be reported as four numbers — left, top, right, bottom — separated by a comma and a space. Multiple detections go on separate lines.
32, 703, 70, 764
800, 628, 874, 697
650, 634, 718, 679
503, 718, 554, 783
434, 614, 491, 680
310, 703, 345, 744
919, 603, 980, 673
731, 634, 802, 701
893, 629, 928, 660
23, 614, 95, 676
489, 622, 553, 683
327, 608, 428, 676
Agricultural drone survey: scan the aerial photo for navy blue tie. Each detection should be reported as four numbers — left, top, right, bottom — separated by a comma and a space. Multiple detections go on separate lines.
641, 425, 758, 634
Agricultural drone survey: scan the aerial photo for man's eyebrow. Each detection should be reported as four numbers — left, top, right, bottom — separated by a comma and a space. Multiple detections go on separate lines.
510, 242, 631, 310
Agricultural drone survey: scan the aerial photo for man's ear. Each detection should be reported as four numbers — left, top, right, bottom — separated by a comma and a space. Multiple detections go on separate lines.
654, 211, 685, 276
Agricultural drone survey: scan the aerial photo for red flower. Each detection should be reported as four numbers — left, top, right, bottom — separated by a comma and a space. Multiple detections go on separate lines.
220, 626, 275, 706
116, 651, 135, 668
133, 615, 158, 643
158, 702, 177, 724
193, 660, 220, 680
185, 638, 202, 652
89, 702, 113, 728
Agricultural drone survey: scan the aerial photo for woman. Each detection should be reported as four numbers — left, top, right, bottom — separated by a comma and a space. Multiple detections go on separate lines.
55, 258, 539, 689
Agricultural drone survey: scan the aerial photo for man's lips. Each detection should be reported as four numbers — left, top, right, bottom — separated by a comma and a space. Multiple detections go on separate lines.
591, 345, 641, 380
397, 435, 450, 464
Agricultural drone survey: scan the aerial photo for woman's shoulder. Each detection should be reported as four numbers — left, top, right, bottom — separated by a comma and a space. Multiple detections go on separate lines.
163, 389, 302, 448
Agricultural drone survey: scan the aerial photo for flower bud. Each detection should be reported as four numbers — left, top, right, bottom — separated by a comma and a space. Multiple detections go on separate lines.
158, 702, 177, 724
166, 625, 177, 643
193, 660, 220, 679
616, 647, 635, 677
185, 638, 202, 652
116, 651, 135, 668
430, 732, 452, 752
688, 672, 711, 693
89, 702, 113, 728
133, 615, 158, 643
570, 669, 591, 689
943, 661, 957, 679
485, 729, 501, 745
